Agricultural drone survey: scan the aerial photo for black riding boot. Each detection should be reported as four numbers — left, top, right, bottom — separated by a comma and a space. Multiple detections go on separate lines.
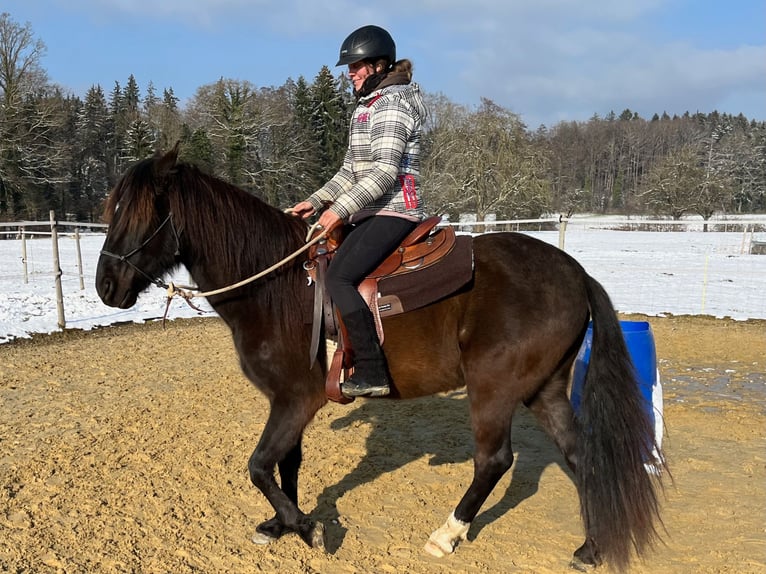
341, 309, 392, 398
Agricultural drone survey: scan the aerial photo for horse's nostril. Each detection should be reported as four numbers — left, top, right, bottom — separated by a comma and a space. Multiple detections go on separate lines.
98, 277, 113, 301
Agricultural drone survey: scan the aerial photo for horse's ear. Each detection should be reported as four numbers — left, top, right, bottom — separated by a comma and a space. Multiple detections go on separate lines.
155, 141, 180, 177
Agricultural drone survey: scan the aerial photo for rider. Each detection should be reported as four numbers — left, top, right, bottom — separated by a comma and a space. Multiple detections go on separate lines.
291, 25, 428, 398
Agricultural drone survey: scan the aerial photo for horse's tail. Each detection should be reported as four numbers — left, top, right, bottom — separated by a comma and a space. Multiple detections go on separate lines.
577, 274, 665, 571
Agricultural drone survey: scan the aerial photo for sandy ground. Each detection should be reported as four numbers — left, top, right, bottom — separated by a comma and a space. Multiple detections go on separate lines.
0, 314, 764, 573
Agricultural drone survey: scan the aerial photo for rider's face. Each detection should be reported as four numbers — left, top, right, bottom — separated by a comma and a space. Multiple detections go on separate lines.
348, 61, 375, 91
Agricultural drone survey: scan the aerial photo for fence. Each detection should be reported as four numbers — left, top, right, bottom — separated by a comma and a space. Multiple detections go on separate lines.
0, 211, 107, 330
1, 213, 765, 340
448, 216, 766, 319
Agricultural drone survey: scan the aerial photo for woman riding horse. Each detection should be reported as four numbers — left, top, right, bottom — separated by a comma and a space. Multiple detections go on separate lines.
292, 25, 428, 399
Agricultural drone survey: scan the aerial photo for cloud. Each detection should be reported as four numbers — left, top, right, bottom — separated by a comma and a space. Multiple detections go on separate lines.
423, 4, 766, 125
60, 0, 381, 32
45, 0, 766, 125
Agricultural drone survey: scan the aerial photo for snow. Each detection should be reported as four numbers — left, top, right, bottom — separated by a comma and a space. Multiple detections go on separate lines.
1, 228, 764, 345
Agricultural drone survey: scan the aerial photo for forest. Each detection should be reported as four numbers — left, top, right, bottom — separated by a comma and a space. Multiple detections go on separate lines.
1, 12, 764, 224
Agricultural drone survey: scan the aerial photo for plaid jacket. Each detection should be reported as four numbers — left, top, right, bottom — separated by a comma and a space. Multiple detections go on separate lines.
307, 82, 427, 221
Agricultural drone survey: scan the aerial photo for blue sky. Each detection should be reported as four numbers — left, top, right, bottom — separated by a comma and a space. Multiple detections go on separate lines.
4, 0, 765, 128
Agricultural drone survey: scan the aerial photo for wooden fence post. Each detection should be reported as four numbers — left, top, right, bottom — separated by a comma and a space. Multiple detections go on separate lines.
20, 226, 29, 284
50, 211, 66, 329
75, 227, 85, 290
558, 215, 568, 250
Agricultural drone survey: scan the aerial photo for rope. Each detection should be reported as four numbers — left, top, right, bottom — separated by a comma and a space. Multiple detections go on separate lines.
167, 221, 327, 302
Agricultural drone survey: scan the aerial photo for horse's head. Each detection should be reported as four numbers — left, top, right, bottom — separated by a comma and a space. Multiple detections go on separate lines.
96, 146, 182, 308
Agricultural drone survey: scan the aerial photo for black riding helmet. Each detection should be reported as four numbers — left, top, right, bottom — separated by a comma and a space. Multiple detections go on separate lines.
336, 25, 396, 66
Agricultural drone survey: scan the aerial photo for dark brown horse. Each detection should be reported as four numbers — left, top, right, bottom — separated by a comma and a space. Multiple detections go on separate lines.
96, 147, 664, 571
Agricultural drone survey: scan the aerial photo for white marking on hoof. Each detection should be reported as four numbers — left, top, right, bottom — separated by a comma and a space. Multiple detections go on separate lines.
251, 532, 276, 545
425, 512, 470, 557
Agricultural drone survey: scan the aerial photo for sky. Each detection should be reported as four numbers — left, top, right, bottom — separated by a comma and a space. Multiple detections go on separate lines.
3, 0, 765, 128
1, 222, 765, 346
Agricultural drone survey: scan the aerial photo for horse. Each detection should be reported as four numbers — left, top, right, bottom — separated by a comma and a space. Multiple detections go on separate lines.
95, 147, 664, 571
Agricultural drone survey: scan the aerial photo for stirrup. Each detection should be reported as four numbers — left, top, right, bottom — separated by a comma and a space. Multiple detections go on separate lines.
341, 380, 390, 398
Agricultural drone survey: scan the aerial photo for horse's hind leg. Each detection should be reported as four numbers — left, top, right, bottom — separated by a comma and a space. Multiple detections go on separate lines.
425, 392, 517, 557
523, 370, 578, 473
524, 370, 602, 568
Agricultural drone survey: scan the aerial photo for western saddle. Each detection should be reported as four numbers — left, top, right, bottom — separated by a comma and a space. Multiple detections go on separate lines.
304, 216, 472, 403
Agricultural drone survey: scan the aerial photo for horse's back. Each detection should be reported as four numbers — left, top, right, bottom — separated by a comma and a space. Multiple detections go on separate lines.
382, 231, 590, 398
470, 231, 590, 313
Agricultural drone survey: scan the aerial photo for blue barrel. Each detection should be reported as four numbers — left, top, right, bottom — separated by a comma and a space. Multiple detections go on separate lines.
571, 320, 658, 434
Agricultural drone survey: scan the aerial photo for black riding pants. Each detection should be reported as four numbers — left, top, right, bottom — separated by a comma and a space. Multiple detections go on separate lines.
326, 216, 417, 316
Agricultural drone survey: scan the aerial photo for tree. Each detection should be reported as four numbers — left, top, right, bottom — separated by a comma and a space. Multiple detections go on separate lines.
122, 116, 155, 163
155, 88, 183, 151
424, 98, 549, 223
106, 81, 127, 182
0, 12, 49, 216
182, 126, 215, 173
309, 66, 350, 183
695, 127, 735, 223
9, 86, 76, 219
186, 78, 283, 192
75, 85, 111, 220
640, 146, 703, 219
249, 82, 318, 207
542, 120, 592, 216
288, 75, 323, 192
0, 13, 46, 108
731, 123, 766, 212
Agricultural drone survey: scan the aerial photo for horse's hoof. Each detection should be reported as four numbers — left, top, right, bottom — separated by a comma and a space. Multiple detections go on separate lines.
572, 540, 601, 570
424, 539, 451, 558
253, 515, 286, 544
308, 521, 325, 550
424, 512, 468, 557
569, 556, 596, 571
251, 532, 277, 546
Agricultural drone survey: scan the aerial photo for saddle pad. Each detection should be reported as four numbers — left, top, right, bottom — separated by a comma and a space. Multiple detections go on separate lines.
376, 235, 473, 317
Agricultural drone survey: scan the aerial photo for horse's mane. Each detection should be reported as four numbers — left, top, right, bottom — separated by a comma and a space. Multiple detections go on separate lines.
105, 154, 309, 323
103, 156, 163, 231
168, 162, 307, 276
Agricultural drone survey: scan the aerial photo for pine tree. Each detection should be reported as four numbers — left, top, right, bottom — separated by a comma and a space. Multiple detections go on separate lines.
309, 66, 350, 183
107, 81, 127, 180
75, 85, 110, 220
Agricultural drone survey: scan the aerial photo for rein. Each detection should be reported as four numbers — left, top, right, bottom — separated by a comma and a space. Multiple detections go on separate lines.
167, 221, 327, 302
102, 207, 329, 323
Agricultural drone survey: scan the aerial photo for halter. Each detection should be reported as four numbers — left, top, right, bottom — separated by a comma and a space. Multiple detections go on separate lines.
99, 212, 181, 289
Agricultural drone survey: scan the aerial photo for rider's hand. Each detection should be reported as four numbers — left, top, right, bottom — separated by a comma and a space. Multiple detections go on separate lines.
318, 210, 342, 234
291, 201, 315, 219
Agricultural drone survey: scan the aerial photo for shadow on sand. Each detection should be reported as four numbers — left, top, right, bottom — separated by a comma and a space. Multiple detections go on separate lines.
312, 390, 575, 552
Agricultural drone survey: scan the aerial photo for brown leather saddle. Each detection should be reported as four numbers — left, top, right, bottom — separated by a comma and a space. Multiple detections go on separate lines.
304, 216, 474, 403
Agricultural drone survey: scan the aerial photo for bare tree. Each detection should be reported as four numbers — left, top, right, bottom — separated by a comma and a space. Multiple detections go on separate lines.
0, 14, 75, 218
424, 98, 549, 223
640, 146, 703, 219
696, 126, 735, 225
0, 13, 47, 108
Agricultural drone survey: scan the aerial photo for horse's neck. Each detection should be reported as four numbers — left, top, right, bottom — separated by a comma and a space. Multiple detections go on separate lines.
181, 221, 305, 327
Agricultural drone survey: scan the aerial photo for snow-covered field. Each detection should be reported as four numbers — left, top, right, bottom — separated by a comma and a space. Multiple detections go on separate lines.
1, 227, 764, 344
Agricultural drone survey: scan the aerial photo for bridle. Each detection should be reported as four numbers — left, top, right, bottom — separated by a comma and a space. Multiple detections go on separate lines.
100, 209, 328, 325
99, 212, 181, 290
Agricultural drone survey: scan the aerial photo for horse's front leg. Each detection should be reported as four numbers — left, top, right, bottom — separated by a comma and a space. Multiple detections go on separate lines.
251, 440, 303, 542
248, 404, 325, 549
